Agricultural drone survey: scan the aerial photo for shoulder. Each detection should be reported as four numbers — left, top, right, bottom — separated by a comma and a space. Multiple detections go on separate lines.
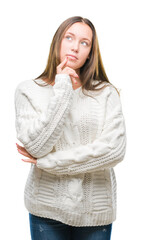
14, 79, 53, 109
101, 84, 122, 109
15, 79, 35, 94
95, 80, 120, 99
95, 82, 122, 112
106, 84, 121, 102
90, 81, 120, 100
14, 78, 51, 96
102, 84, 123, 115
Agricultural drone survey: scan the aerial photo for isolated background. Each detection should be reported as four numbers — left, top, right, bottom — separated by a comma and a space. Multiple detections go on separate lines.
0, 0, 140, 239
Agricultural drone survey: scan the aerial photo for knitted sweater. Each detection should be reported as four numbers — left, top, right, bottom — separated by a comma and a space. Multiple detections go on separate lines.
14, 74, 126, 227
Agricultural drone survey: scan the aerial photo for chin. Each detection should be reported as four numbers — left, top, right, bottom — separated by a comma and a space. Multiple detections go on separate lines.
66, 62, 80, 70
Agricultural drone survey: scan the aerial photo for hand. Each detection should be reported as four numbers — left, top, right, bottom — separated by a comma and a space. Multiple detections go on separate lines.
16, 143, 37, 164
56, 57, 79, 86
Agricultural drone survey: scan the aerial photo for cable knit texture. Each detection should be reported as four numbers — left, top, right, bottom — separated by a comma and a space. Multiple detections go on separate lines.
14, 74, 126, 227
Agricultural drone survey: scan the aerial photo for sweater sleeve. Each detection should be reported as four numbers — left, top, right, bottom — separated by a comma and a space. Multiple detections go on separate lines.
36, 86, 127, 175
14, 74, 73, 158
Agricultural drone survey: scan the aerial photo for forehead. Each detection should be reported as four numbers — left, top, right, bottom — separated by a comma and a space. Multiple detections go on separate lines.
65, 22, 92, 39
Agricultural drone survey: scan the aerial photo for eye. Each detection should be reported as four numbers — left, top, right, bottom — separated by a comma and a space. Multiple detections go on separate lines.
81, 41, 88, 46
65, 35, 72, 40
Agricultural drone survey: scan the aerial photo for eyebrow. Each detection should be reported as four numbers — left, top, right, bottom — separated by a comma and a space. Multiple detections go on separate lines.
65, 32, 91, 43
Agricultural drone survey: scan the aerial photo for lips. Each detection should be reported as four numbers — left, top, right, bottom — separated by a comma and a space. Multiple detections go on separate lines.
66, 54, 78, 60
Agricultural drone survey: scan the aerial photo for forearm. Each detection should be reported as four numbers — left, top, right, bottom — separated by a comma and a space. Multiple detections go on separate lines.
36, 113, 126, 175
36, 86, 127, 175
15, 74, 74, 158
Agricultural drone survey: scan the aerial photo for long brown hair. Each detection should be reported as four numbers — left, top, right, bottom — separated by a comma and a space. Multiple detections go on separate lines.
34, 16, 119, 95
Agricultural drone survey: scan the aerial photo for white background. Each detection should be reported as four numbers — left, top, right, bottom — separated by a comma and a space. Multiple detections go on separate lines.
0, 0, 140, 239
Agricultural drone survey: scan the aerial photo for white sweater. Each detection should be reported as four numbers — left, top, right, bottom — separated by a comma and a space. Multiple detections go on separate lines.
14, 74, 126, 226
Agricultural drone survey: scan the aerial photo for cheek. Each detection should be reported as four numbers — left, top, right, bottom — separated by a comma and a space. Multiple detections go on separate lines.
60, 45, 63, 61
76, 50, 90, 68
79, 50, 90, 63
60, 40, 68, 54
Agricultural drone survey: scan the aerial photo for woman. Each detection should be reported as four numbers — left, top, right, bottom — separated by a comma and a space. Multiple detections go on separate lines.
14, 16, 126, 240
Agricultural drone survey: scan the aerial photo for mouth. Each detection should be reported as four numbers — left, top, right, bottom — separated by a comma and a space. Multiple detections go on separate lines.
66, 54, 78, 60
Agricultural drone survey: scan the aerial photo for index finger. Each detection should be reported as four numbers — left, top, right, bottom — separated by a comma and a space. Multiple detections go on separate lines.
58, 57, 68, 70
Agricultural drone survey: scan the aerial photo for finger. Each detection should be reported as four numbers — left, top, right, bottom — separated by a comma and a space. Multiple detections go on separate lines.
71, 77, 77, 84
16, 144, 33, 158
16, 143, 25, 151
68, 72, 79, 81
18, 148, 32, 158
57, 57, 68, 70
61, 67, 79, 79
16, 143, 22, 149
64, 67, 79, 78
21, 158, 37, 164
70, 73, 79, 79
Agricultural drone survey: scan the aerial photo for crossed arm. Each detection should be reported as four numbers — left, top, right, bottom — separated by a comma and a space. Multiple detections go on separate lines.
16, 86, 126, 176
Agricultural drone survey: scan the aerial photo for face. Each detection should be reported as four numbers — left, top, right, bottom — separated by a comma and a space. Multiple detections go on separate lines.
60, 22, 92, 74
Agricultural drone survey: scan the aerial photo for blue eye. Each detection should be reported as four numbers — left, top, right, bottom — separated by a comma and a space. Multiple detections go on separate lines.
66, 36, 72, 40
81, 41, 88, 46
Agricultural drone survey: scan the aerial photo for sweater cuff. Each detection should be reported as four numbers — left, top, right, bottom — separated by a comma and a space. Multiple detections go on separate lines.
54, 74, 72, 89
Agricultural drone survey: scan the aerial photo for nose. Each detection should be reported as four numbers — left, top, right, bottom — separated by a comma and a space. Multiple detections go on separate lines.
71, 41, 79, 53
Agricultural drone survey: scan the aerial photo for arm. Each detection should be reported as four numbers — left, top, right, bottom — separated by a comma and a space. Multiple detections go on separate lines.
14, 74, 73, 158
36, 86, 127, 175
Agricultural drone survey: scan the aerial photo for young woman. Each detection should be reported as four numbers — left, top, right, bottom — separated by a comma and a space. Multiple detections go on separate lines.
14, 16, 126, 240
